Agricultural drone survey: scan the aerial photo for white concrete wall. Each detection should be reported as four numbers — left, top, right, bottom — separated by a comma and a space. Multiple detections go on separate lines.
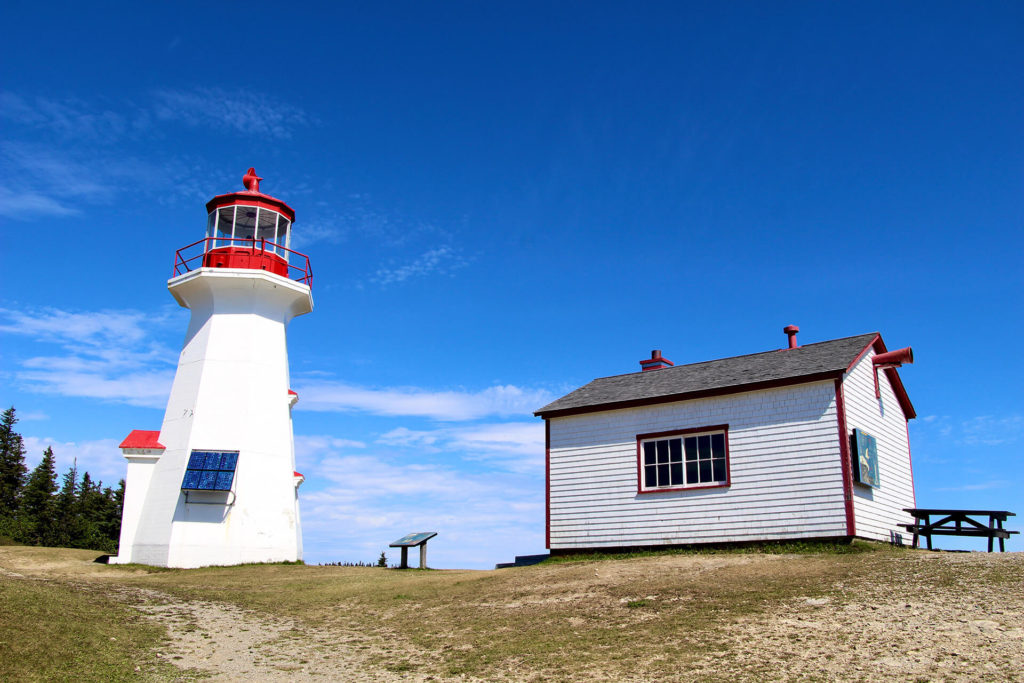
113, 450, 160, 563
548, 381, 848, 550
119, 268, 311, 568
842, 350, 916, 543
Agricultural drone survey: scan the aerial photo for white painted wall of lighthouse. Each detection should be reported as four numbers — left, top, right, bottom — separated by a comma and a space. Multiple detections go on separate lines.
120, 268, 312, 568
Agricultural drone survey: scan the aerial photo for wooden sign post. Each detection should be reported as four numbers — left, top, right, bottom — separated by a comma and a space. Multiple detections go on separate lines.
389, 532, 438, 569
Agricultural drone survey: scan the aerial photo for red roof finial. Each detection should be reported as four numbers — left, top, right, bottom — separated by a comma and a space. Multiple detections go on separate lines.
243, 167, 263, 193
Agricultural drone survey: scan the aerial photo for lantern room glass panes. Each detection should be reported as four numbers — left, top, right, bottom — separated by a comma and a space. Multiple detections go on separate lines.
235, 206, 258, 240
216, 207, 235, 247
182, 450, 238, 491
207, 204, 290, 257
256, 208, 278, 253
278, 219, 291, 256
641, 430, 727, 490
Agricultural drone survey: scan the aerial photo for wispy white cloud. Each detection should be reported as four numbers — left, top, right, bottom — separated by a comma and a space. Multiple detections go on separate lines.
0, 92, 133, 142
295, 447, 544, 568
152, 87, 313, 139
16, 363, 174, 408
289, 219, 347, 248
297, 381, 552, 421
22, 436, 125, 487
294, 434, 367, 456
0, 142, 118, 217
2, 88, 314, 142
1, 307, 179, 408
0, 139, 221, 219
1, 308, 156, 346
916, 414, 1022, 446
958, 415, 1022, 446
370, 245, 468, 286
0, 187, 79, 218
934, 480, 1012, 492
0, 88, 309, 219
378, 421, 544, 472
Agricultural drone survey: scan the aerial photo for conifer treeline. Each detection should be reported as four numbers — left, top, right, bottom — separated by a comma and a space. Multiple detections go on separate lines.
0, 407, 123, 553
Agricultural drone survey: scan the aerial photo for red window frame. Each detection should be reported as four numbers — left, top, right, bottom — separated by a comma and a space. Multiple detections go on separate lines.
636, 424, 731, 494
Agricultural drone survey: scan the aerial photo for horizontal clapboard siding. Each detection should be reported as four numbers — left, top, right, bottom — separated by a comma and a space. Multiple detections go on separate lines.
548, 381, 847, 549
844, 351, 916, 543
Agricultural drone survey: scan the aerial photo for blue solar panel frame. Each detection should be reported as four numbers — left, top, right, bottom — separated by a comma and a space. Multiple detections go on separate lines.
182, 450, 239, 491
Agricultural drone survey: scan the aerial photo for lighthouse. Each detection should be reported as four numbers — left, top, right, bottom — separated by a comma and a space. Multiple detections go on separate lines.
111, 169, 313, 568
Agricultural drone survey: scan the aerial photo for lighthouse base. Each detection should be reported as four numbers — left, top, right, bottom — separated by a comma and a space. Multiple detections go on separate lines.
113, 267, 310, 569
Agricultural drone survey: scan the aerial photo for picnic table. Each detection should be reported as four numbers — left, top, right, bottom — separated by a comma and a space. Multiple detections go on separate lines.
901, 508, 1018, 552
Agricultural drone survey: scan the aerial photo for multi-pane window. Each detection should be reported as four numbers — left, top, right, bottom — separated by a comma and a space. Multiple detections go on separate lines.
640, 429, 728, 491
182, 451, 238, 491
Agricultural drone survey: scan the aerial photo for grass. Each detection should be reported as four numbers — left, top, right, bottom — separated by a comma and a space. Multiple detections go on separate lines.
111, 546, 883, 679
0, 543, 1018, 681
0, 574, 180, 682
544, 538, 889, 564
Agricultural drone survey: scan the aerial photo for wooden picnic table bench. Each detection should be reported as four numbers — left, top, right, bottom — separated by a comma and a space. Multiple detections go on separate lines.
901, 508, 1018, 552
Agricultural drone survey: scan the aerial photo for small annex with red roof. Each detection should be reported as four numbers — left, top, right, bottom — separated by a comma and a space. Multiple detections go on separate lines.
535, 327, 917, 553
119, 430, 165, 452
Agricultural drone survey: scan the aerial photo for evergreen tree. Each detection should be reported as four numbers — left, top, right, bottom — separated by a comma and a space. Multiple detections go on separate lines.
74, 472, 119, 553
19, 447, 58, 545
0, 407, 28, 522
0, 412, 124, 552
53, 461, 82, 548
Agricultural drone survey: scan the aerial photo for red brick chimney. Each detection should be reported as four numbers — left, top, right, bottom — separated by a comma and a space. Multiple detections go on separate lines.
640, 349, 674, 371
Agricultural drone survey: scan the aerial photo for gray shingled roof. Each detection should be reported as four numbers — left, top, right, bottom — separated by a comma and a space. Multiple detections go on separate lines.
535, 333, 879, 417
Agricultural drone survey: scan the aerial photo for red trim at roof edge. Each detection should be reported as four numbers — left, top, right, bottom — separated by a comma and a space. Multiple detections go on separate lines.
536, 335, 916, 420
119, 430, 165, 450
535, 370, 843, 419
846, 335, 916, 420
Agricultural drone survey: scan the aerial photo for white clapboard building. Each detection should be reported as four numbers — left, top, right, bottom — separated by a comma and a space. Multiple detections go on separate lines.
534, 327, 917, 553
110, 169, 312, 568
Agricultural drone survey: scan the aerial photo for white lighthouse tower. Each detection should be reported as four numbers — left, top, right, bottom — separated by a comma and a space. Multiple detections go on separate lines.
111, 169, 312, 568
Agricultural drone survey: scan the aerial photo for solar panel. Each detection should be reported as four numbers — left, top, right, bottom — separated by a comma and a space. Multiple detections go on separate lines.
182, 450, 238, 491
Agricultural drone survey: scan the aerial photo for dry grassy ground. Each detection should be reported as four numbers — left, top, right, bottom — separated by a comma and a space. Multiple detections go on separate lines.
1, 544, 1021, 681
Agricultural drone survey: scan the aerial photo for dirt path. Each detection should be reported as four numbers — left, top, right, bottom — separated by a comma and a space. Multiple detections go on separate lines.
0, 549, 445, 682
107, 585, 438, 682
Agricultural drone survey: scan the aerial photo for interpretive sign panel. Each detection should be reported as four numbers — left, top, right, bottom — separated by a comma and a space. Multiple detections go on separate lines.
852, 428, 879, 488
389, 532, 437, 548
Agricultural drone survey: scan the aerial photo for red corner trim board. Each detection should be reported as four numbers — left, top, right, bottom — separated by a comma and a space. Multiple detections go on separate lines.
545, 418, 551, 550
833, 380, 856, 536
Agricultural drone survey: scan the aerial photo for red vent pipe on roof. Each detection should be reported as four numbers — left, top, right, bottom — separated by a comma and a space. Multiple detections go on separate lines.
784, 325, 800, 349
872, 346, 913, 398
873, 347, 913, 367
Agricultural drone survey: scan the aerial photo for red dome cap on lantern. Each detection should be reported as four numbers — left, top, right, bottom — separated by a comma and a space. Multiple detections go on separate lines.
205, 167, 296, 222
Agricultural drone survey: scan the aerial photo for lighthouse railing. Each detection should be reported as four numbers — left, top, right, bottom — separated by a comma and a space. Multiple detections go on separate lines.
173, 237, 313, 287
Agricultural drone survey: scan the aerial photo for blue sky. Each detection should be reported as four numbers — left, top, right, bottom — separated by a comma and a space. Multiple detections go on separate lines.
2, 2, 1022, 566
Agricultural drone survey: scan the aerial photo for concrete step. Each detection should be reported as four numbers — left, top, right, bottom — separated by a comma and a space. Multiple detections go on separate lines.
495, 553, 549, 569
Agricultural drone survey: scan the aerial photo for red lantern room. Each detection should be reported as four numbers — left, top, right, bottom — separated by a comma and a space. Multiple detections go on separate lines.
172, 168, 312, 286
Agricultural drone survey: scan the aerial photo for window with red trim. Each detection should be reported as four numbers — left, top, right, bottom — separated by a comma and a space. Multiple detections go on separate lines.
638, 427, 729, 492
